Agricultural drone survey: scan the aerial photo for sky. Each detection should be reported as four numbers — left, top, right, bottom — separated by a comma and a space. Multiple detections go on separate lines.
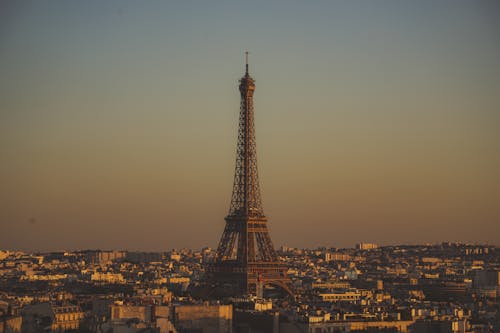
1, 1, 499, 252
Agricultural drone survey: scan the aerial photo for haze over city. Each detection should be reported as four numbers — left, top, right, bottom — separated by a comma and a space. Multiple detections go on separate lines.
1, 1, 499, 251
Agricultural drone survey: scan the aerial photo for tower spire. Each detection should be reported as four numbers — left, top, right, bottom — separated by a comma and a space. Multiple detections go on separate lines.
245, 51, 249, 75
229, 52, 261, 218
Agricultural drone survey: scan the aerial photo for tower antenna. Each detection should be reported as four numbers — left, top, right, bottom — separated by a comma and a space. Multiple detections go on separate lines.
245, 51, 249, 74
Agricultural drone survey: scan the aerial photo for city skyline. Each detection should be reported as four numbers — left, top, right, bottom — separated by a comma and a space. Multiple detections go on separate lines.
1, 1, 500, 251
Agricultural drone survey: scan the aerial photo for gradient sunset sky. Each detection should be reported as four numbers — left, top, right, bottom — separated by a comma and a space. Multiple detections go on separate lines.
1, 1, 499, 251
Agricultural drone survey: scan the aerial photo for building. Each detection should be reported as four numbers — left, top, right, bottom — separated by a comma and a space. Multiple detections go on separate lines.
90, 272, 125, 284
22, 303, 84, 332
172, 304, 232, 333
292, 319, 414, 333
473, 270, 500, 297
126, 252, 163, 263
324, 252, 351, 262
105, 304, 173, 333
356, 243, 378, 250
409, 317, 472, 333
0, 316, 22, 333
318, 291, 362, 302
86, 250, 126, 264
52, 305, 85, 332
234, 310, 279, 333
309, 281, 351, 290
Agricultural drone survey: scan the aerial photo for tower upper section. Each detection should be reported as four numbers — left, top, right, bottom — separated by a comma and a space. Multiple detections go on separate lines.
228, 56, 264, 218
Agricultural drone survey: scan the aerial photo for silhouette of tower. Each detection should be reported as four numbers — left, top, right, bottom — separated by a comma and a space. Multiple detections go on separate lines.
207, 54, 293, 297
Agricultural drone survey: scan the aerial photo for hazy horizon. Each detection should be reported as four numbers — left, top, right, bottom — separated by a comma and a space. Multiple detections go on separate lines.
4, 241, 500, 254
1, 1, 499, 252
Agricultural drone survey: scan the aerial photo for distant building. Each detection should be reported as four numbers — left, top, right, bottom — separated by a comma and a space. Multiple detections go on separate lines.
377, 279, 384, 290
90, 272, 125, 284
464, 246, 491, 256
324, 252, 351, 262
21, 274, 68, 281
318, 291, 361, 302
295, 318, 414, 333
126, 252, 163, 263
172, 304, 232, 333
234, 310, 279, 333
86, 250, 126, 264
22, 303, 84, 332
0, 315, 22, 333
107, 304, 173, 333
109, 303, 232, 333
356, 243, 378, 250
230, 297, 273, 312
0, 251, 10, 261
111, 305, 169, 323
51, 305, 84, 332
409, 317, 471, 333
309, 281, 351, 290
473, 269, 500, 297
421, 281, 468, 302
167, 276, 190, 285
170, 253, 181, 262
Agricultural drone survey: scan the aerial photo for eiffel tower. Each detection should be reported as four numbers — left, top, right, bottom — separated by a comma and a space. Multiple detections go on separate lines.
206, 54, 293, 297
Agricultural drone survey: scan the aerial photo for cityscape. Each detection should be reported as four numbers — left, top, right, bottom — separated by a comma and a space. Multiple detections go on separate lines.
1, 1, 499, 333
1, 243, 499, 332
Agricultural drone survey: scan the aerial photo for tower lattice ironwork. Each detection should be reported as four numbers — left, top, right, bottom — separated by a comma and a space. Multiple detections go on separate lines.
207, 54, 293, 297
